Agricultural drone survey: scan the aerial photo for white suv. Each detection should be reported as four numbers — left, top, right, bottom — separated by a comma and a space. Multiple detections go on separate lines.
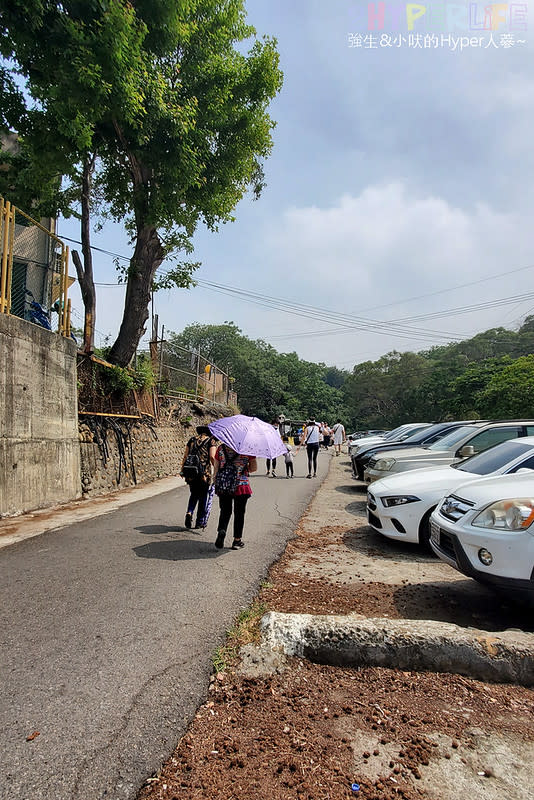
364, 421, 534, 483
430, 472, 534, 596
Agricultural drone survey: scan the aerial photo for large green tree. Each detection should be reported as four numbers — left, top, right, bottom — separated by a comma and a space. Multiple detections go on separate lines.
1, 0, 282, 364
168, 323, 349, 423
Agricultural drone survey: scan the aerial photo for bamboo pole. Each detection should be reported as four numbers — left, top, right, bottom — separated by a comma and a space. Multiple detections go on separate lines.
6, 203, 15, 314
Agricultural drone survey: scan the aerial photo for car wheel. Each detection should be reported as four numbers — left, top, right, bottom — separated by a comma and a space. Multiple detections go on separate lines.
419, 508, 436, 551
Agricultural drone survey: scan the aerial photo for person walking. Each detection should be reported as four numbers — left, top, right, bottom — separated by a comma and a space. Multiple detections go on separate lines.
303, 418, 320, 478
321, 423, 332, 449
213, 444, 257, 550
180, 426, 217, 529
265, 420, 280, 477
332, 419, 346, 456
265, 457, 277, 477
282, 437, 294, 478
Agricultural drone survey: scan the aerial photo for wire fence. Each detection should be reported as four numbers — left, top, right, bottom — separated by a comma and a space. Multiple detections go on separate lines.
142, 339, 237, 408
0, 197, 72, 336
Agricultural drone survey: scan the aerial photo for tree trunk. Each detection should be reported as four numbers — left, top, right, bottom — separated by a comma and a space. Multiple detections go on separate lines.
72, 153, 96, 353
107, 224, 164, 367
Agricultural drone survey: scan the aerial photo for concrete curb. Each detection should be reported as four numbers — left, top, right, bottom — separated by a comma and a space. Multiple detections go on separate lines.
260, 611, 534, 686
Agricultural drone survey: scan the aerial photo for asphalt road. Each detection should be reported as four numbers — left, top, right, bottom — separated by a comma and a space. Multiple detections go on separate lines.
0, 449, 329, 800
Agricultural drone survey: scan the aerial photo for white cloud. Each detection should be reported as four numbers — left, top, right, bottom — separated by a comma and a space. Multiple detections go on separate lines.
255, 183, 533, 363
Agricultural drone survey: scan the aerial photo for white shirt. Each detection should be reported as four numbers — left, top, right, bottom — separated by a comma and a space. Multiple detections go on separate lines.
304, 424, 319, 444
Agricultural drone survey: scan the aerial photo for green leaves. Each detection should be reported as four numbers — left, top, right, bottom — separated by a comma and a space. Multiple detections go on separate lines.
2, 0, 283, 365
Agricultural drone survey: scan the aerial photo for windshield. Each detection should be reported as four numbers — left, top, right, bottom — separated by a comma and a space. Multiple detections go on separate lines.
396, 424, 429, 441
383, 425, 410, 440
454, 440, 533, 475
427, 425, 479, 451
384, 424, 424, 440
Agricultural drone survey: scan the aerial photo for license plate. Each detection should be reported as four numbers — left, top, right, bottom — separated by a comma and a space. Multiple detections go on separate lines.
430, 521, 440, 545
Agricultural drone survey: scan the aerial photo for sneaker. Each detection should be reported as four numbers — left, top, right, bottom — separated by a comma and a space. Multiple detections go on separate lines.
313, 472, 317, 477
185, 512, 192, 529
266, 470, 270, 476
231, 539, 245, 549
272, 471, 276, 478
306, 474, 312, 479
215, 531, 226, 549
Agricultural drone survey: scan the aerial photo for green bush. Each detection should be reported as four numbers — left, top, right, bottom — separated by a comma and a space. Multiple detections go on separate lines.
102, 364, 135, 395
132, 354, 155, 391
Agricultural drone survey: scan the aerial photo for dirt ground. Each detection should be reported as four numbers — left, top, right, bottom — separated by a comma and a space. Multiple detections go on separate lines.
138, 453, 534, 800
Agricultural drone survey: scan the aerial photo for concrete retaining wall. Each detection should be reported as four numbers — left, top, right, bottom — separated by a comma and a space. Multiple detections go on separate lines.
0, 314, 80, 516
79, 401, 224, 497
1, 314, 230, 514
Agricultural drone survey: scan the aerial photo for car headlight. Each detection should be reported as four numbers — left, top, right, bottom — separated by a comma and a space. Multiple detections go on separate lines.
472, 498, 534, 531
374, 458, 396, 471
381, 495, 421, 507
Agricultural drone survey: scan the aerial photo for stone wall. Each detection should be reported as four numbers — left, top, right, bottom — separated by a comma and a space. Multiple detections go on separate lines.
79, 399, 226, 497
0, 313, 80, 516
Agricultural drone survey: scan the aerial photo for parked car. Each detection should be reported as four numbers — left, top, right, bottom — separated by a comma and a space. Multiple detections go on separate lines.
348, 423, 429, 458
364, 420, 534, 483
352, 421, 479, 480
367, 436, 534, 546
430, 472, 534, 596
348, 430, 389, 441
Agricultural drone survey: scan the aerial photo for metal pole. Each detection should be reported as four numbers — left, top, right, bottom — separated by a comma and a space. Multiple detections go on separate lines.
195, 347, 201, 399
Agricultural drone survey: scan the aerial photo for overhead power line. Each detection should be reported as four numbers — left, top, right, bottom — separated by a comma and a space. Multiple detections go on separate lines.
59, 231, 534, 346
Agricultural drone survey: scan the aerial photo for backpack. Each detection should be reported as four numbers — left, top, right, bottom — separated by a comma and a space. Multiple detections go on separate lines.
182, 437, 208, 482
214, 448, 239, 496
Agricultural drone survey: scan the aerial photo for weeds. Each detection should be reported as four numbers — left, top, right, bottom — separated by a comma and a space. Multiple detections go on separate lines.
211, 598, 268, 674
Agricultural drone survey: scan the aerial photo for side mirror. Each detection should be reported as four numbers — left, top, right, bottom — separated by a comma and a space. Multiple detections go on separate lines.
458, 445, 475, 458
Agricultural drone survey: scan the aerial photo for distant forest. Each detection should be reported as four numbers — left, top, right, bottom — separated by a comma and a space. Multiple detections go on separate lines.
167, 318, 534, 430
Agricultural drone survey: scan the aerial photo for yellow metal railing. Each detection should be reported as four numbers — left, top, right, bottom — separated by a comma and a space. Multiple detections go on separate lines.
0, 198, 15, 315
0, 197, 72, 337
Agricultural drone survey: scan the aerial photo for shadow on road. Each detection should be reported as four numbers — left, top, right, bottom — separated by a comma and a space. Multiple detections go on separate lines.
334, 484, 365, 495
342, 526, 436, 563
392, 579, 534, 633
133, 539, 223, 561
135, 524, 191, 535
344, 500, 367, 517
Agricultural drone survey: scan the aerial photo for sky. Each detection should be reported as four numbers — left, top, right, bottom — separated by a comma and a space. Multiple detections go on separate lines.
58, 0, 534, 370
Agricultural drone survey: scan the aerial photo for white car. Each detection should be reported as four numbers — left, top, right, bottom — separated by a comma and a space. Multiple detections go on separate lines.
430, 473, 534, 595
367, 436, 534, 546
348, 423, 429, 457
364, 420, 534, 483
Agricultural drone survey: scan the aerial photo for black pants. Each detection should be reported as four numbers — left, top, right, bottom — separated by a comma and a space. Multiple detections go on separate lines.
285, 461, 294, 477
266, 458, 277, 471
186, 480, 209, 524
217, 494, 250, 540
306, 443, 319, 475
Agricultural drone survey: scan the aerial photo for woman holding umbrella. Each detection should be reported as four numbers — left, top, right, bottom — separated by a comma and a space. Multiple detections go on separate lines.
208, 415, 286, 551
212, 446, 257, 550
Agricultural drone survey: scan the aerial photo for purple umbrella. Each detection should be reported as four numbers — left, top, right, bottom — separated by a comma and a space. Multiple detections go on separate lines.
208, 415, 287, 459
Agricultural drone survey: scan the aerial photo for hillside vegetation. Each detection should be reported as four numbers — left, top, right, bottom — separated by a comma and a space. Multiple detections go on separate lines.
168, 318, 534, 428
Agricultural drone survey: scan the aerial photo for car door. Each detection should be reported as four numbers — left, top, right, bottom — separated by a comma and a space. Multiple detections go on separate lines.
458, 426, 524, 458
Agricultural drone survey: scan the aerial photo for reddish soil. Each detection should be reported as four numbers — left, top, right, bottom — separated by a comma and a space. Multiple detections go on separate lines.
138, 662, 533, 800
